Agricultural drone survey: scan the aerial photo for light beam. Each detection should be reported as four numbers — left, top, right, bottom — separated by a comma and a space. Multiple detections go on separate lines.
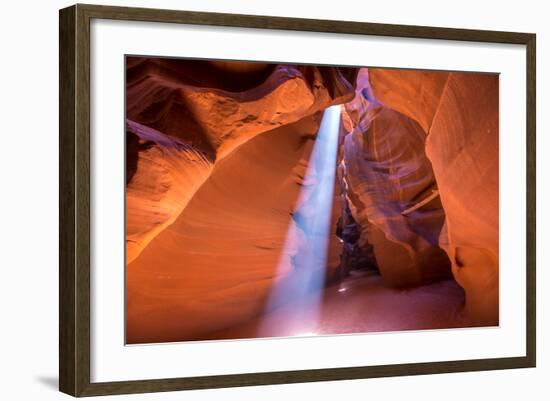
259, 105, 342, 337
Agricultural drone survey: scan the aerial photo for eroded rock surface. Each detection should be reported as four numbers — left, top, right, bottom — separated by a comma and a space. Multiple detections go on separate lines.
127, 115, 331, 343
125, 60, 498, 343
341, 69, 451, 288
369, 68, 499, 324
426, 73, 499, 325
126, 58, 357, 263
369, 68, 449, 133
125, 120, 213, 264
127, 57, 357, 160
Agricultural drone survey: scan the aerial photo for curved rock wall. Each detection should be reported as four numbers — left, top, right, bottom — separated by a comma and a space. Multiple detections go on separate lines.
126, 58, 357, 343
125, 59, 498, 342
127, 57, 356, 161
341, 69, 451, 288
125, 120, 213, 264
127, 115, 325, 343
369, 68, 499, 324
368, 68, 449, 133
126, 57, 357, 263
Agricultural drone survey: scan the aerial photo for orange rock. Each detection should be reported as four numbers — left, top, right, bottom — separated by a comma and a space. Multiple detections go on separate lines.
126, 58, 357, 264
369, 68, 499, 325
426, 73, 499, 325
127, 57, 356, 161
126, 115, 325, 343
125, 120, 213, 264
369, 68, 449, 133
342, 69, 451, 287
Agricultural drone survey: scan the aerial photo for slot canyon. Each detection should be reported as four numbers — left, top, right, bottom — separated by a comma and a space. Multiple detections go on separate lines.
125, 57, 499, 344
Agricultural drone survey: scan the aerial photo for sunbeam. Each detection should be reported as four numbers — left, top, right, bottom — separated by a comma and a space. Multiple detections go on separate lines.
124, 59, 499, 345
258, 105, 342, 337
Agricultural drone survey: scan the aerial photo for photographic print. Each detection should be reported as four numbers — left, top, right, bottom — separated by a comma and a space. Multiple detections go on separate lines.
125, 57, 499, 345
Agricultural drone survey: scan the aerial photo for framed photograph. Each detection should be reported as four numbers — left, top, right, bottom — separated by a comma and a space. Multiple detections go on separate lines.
59, 4, 536, 397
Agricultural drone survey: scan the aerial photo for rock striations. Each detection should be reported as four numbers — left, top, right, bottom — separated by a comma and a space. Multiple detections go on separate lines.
125, 58, 499, 343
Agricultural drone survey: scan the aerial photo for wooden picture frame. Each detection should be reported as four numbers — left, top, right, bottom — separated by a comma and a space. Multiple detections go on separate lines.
59, 3, 536, 397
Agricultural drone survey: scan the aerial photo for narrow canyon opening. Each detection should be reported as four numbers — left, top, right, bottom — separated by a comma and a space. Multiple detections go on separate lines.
125, 58, 499, 344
